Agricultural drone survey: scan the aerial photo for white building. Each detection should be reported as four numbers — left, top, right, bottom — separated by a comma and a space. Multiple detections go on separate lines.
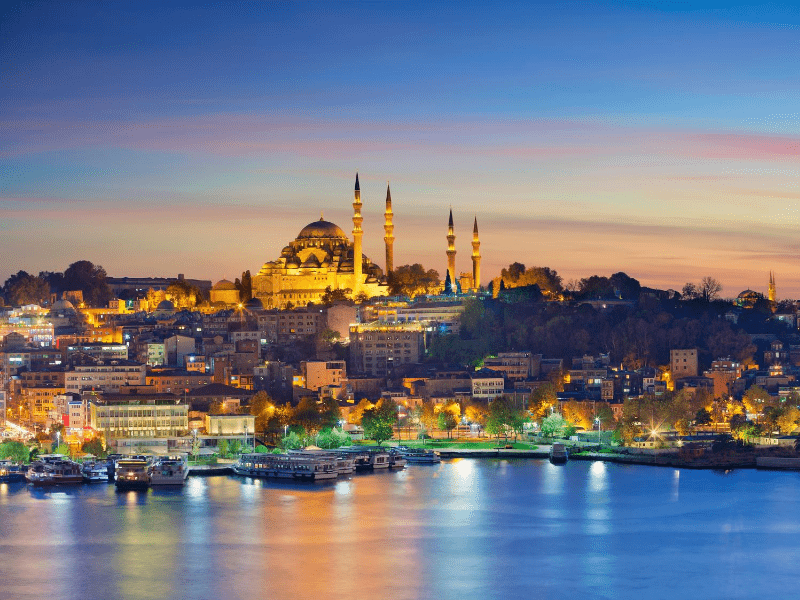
65, 359, 146, 393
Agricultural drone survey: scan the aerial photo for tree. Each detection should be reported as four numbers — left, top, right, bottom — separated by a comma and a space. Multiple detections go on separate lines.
776, 406, 800, 435
437, 410, 457, 439
699, 276, 722, 302
2, 271, 50, 306
361, 398, 398, 445
540, 412, 568, 439
166, 279, 200, 309
281, 431, 303, 450
0, 440, 30, 463
528, 384, 558, 421
348, 399, 375, 426
695, 408, 712, 426
217, 439, 229, 457
444, 270, 453, 295
388, 264, 440, 297
742, 385, 771, 419
62, 260, 112, 306
485, 397, 526, 442
293, 397, 323, 435
681, 282, 699, 300
239, 270, 252, 301
320, 287, 349, 305
54, 443, 71, 456
464, 402, 488, 428
318, 396, 342, 430
80, 438, 106, 457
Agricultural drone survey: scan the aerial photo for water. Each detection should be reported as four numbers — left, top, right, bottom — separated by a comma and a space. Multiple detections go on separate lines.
2, 459, 800, 600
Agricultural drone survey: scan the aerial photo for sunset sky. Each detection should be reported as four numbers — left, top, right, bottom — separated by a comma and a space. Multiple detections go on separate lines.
2, 1, 799, 297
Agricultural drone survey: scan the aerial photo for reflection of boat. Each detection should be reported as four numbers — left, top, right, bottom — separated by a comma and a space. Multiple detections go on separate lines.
549, 443, 568, 464
396, 447, 441, 464
148, 456, 189, 486
233, 453, 339, 481
115, 458, 150, 490
0, 460, 26, 483
82, 461, 110, 482
26, 455, 84, 485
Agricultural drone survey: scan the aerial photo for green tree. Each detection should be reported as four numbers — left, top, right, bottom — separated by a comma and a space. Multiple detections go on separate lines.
292, 397, 323, 435
54, 443, 71, 456
281, 431, 303, 450
437, 410, 457, 439
540, 412, 568, 439
0, 440, 30, 463
228, 439, 243, 456
361, 398, 398, 445
318, 396, 342, 430
166, 278, 200, 309
217, 438, 229, 457
485, 397, 526, 441
254, 444, 270, 453
80, 438, 106, 458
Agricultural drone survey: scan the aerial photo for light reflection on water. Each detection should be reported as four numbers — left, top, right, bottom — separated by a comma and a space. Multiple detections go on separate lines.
1, 462, 800, 600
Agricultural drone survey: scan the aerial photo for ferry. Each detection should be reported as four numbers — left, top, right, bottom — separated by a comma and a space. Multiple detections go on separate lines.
0, 460, 26, 483
233, 452, 339, 481
396, 447, 441, 464
26, 455, 84, 485
549, 443, 568, 464
115, 458, 150, 490
82, 461, 111, 482
288, 449, 356, 475
149, 456, 189, 486
335, 447, 391, 471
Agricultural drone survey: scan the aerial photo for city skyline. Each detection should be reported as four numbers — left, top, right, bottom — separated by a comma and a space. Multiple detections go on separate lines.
3, 1, 800, 296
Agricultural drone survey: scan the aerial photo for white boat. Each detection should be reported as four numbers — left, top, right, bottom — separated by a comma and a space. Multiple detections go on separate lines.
549, 443, 568, 464
148, 456, 189, 485
233, 452, 339, 481
82, 461, 110, 482
397, 447, 441, 464
115, 458, 150, 490
26, 454, 83, 485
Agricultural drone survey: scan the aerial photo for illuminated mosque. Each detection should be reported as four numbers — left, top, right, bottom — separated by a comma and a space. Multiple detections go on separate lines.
250, 173, 482, 309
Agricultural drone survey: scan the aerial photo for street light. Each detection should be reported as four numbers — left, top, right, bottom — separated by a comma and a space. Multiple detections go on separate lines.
595, 417, 601, 446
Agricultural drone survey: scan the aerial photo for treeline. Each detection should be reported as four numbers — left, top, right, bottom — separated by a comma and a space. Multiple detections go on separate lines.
429, 295, 762, 371
1, 261, 113, 307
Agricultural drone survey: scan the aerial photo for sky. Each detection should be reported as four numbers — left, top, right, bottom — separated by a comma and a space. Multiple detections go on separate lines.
2, 0, 800, 297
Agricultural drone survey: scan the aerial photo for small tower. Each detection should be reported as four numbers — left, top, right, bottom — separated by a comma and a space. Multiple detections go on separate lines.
446, 209, 456, 288
769, 271, 776, 303
384, 182, 394, 276
352, 172, 363, 295
471, 216, 481, 292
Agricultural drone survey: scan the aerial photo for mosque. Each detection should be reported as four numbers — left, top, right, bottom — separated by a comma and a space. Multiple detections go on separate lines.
247, 174, 482, 309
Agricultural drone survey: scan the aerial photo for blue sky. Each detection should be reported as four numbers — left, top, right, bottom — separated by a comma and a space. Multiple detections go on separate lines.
2, 1, 800, 295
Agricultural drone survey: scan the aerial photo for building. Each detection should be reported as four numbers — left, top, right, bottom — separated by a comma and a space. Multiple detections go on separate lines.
301, 361, 346, 391
349, 322, 425, 377
210, 279, 240, 305
483, 352, 541, 381
252, 174, 388, 309
64, 358, 147, 393
671, 349, 698, 379
471, 369, 506, 400
165, 335, 196, 368
90, 393, 188, 440
205, 414, 255, 436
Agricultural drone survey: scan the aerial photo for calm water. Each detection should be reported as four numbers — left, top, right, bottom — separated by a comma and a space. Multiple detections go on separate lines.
2, 459, 800, 600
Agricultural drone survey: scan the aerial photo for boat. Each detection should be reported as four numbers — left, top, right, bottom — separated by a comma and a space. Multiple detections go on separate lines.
115, 458, 150, 490
335, 447, 391, 471
233, 452, 339, 481
81, 461, 110, 482
387, 449, 407, 469
0, 460, 26, 483
549, 443, 568, 464
148, 456, 189, 485
396, 447, 441, 464
288, 449, 356, 475
26, 454, 84, 485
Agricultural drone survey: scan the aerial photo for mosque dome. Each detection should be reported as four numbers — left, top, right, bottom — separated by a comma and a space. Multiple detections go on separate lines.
156, 300, 175, 311
51, 299, 76, 312
244, 297, 264, 310
296, 219, 348, 241
213, 279, 237, 291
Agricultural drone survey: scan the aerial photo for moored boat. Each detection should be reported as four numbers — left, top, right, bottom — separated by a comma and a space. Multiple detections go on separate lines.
115, 458, 150, 490
396, 447, 441, 464
148, 456, 189, 485
549, 443, 568, 464
26, 455, 83, 485
0, 460, 26, 483
233, 452, 339, 481
288, 449, 355, 475
81, 461, 110, 482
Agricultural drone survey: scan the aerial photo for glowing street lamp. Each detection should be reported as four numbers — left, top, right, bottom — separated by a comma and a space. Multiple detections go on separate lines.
595, 416, 601, 446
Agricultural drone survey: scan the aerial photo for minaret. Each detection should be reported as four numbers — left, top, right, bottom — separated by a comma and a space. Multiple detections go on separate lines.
384, 182, 394, 276
352, 173, 363, 295
471, 216, 481, 292
769, 271, 776, 303
446, 209, 456, 287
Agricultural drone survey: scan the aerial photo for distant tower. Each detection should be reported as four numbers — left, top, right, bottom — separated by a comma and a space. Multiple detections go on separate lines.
352, 173, 363, 294
471, 216, 481, 292
769, 271, 776, 303
384, 182, 394, 276
446, 209, 456, 286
